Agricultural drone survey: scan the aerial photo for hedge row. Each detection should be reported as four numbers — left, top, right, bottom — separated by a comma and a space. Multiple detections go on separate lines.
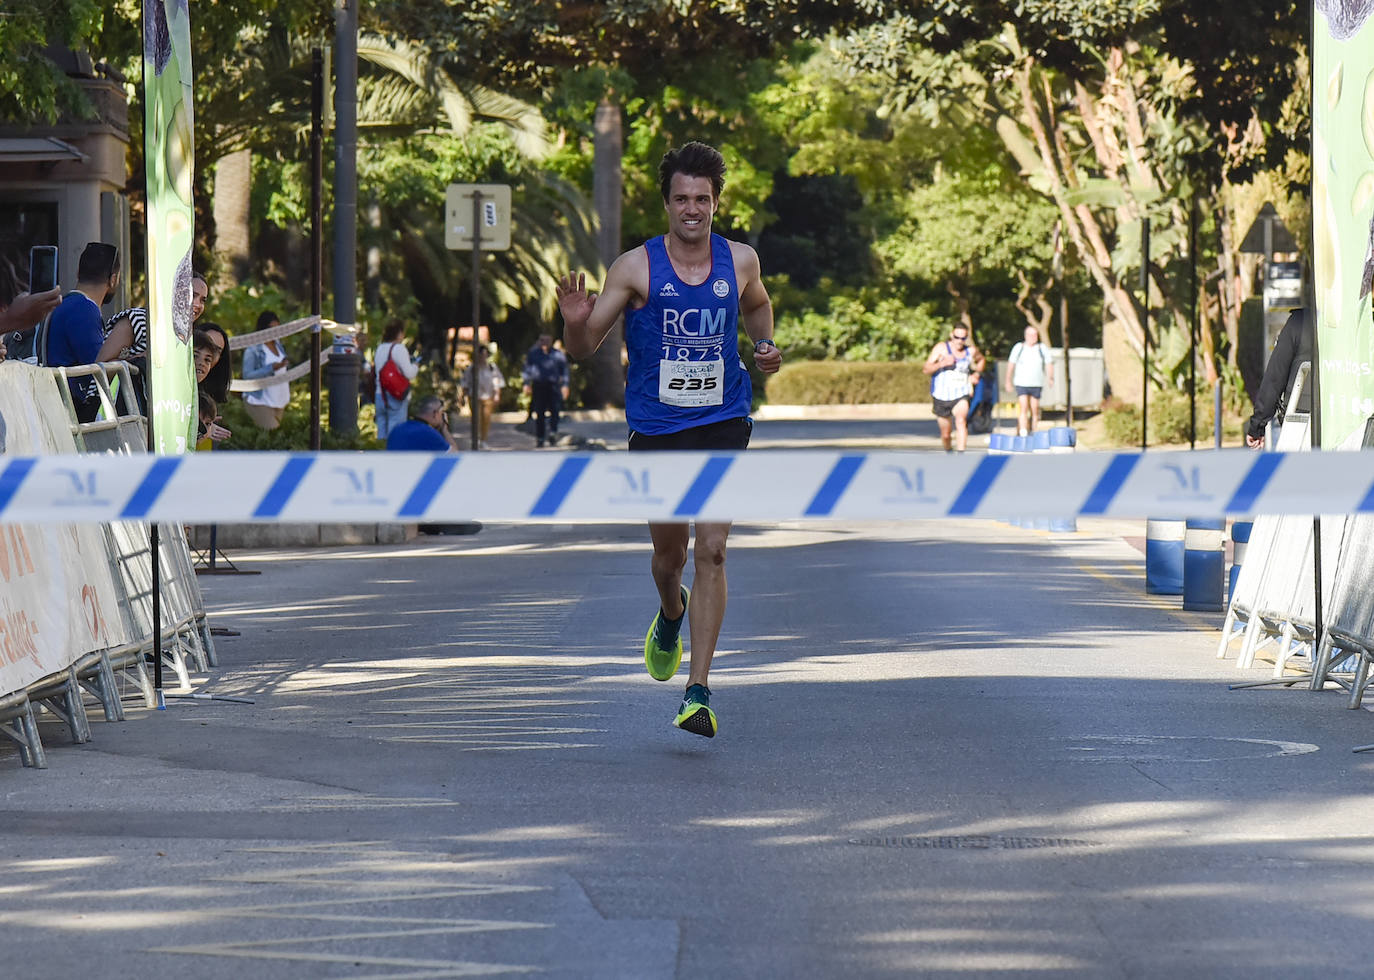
763, 360, 932, 405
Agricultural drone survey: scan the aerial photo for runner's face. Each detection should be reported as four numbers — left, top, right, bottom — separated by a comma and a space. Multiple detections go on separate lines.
664, 174, 717, 244
950, 330, 968, 351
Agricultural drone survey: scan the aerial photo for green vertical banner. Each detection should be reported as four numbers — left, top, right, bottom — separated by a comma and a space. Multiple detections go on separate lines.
143, 0, 197, 453
1313, 2, 1374, 448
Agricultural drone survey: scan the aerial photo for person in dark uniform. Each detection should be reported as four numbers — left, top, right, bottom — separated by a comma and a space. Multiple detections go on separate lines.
1246, 309, 1310, 449
555, 141, 782, 737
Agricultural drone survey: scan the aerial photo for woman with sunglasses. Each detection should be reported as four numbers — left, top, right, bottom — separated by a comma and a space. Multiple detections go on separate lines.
923, 323, 985, 452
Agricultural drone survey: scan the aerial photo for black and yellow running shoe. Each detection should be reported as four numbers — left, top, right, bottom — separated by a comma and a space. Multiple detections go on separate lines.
674, 683, 717, 738
644, 584, 689, 681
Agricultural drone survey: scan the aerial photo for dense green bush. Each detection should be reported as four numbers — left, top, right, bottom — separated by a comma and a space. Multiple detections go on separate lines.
771, 286, 948, 363
1101, 398, 1143, 445
216, 385, 377, 451
1148, 389, 1214, 445
763, 361, 932, 405
1100, 389, 1244, 447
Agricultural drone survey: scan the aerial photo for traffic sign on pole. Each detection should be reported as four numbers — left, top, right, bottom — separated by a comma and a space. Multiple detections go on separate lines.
445, 183, 511, 251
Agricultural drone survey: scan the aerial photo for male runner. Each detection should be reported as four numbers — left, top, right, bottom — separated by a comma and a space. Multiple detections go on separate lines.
923, 323, 985, 452
556, 141, 782, 737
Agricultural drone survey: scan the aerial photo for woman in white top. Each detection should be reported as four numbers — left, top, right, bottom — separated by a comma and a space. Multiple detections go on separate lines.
1005, 325, 1054, 435
460, 344, 505, 449
242, 310, 292, 430
373, 319, 419, 441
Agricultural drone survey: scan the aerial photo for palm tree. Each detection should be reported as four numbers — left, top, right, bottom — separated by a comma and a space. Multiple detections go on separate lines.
205, 27, 599, 324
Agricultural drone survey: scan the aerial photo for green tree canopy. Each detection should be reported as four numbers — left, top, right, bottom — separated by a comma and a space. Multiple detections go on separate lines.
0, 0, 105, 123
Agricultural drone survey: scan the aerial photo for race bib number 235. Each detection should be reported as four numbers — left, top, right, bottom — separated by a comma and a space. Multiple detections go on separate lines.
659, 357, 725, 407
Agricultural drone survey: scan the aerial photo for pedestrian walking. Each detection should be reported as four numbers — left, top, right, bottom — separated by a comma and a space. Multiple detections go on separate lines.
1005, 325, 1054, 435
522, 333, 570, 447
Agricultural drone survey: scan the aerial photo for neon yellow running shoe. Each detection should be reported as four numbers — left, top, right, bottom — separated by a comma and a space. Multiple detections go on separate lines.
674, 683, 717, 738
644, 585, 689, 681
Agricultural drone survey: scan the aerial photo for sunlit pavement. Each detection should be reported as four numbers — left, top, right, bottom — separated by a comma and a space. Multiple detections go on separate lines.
4, 513, 1374, 977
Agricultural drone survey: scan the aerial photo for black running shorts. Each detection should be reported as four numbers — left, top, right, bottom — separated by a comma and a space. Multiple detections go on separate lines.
628, 416, 753, 452
931, 395, 970, 419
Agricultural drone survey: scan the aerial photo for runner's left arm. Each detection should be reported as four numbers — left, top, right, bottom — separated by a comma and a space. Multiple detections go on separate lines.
735, 244, 781, 374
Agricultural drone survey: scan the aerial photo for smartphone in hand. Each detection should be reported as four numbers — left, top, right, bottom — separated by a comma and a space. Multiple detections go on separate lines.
29, 245, 58, 293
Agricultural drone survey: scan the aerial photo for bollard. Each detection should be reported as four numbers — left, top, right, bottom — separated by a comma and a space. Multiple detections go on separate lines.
1048, 427, 1077, 532
1145, 519, 1185, 595
327, 347, 361, 435
1183, 517, 1226, 612
987, 432, 1011, 523
1030, 430, 1052, 529
1228, 520, 1252, 603
1010, 434, 1031, 525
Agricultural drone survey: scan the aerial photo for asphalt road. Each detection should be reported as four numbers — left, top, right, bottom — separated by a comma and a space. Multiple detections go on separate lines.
4, 503, 1374, 978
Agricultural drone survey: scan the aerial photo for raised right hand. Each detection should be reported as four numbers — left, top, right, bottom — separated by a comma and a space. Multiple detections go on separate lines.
556, 272, 597, 325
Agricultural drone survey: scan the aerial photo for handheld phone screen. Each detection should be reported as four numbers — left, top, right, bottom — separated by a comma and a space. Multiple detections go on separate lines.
29, 246, 58, 293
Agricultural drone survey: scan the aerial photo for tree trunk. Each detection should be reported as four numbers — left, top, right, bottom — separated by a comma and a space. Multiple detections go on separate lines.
212, 148, 252, 285
585, 96, 625, 408
1216, 207, 1243, 366
365, 191, 382, 314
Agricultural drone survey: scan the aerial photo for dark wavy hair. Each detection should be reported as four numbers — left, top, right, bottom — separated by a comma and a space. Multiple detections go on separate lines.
197, 321, 233, 402
658, 141, 726, 202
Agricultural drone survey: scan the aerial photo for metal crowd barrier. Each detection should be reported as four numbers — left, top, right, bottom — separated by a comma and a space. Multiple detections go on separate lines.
1217, 365, 1318, 674
2, 362, 216, 768
1311, 507, 1374, 703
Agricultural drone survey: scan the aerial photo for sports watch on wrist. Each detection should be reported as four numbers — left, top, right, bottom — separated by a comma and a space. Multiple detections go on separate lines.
753, 338, 777, 353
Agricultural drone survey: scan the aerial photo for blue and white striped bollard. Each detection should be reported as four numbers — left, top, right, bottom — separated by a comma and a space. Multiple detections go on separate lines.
1030, 430, 1052, 529
1183, 517, 1226, 612
1145, 518, 1185, 595
1048, 427, 1077, 532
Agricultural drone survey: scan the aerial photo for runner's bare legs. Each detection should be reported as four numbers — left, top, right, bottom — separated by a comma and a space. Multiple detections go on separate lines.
937, 414, 953, 451
649, 520, 730, 686
649, 522, 689, 621
952, 400, 970, 451
686, 522, 730, 686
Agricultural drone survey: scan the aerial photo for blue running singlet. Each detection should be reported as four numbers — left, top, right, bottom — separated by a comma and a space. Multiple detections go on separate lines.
624, 234, 752, 436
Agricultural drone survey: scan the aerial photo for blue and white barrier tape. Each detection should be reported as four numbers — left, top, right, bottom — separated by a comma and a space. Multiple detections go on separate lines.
0, 449, 1366, 525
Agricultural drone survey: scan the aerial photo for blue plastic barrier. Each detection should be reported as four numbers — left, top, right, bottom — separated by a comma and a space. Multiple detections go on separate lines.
1146, 518, 1186, 595
1183, 517, 1227, 612
1029, 430, 1053, 528
1047, 427, 1077, 532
